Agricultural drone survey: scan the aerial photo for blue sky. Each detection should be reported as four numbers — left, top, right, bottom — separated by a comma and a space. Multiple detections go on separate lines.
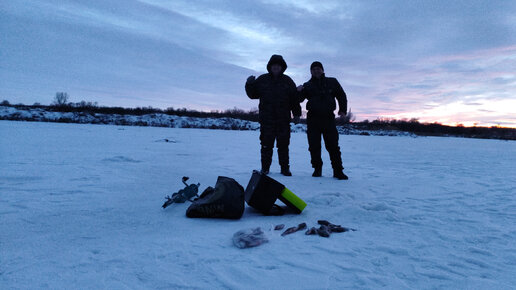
1, 0, 515, 127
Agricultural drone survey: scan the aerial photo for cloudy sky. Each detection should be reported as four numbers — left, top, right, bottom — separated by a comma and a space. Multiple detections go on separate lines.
1, 0, 515, 127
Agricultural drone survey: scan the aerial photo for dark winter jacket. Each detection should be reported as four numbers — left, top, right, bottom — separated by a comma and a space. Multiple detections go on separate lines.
299, 74, 347, 118
245, 55, 301, 125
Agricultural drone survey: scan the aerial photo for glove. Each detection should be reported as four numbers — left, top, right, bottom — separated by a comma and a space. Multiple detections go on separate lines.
246, 75, 256, 84
292, 116, 300, 124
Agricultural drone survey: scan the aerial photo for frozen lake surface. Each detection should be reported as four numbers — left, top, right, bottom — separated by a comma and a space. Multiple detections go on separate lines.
1, 120, 515, 289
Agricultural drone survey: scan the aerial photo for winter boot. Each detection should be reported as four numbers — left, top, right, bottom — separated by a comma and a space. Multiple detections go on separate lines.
333, 169, 348, 180
312, 166, 322, 177
281, 166, 292, 176
261, 167, 270, 175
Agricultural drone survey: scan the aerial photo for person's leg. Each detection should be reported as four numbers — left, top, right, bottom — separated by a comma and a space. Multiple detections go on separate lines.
307, 117, 323, 176
322, 119, 347, 180
322, 118, 343, 170
277, 124, 291, 176
259, 125, 275, 174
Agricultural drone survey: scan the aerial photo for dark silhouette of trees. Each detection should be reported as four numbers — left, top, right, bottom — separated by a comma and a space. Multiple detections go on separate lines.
351, 118, 515, 140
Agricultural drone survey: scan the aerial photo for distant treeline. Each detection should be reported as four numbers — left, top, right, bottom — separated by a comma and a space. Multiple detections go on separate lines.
1, 99, 515, 140
351, 118, 515, 140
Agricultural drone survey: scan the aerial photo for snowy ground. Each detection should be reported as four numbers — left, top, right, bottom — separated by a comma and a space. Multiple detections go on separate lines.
1, 120, 515, 289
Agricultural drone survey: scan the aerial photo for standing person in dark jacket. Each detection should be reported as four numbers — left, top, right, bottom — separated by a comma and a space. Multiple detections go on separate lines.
297, 61, 348, 180
245, 54, 301, 176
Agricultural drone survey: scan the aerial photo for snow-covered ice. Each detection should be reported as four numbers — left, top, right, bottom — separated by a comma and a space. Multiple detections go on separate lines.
1, 120, 515, 289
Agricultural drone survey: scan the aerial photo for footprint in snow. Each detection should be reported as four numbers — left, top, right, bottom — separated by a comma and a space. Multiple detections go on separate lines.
306, 192, 343, 207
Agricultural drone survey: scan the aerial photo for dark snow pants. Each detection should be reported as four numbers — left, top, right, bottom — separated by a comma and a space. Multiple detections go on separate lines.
306, 117, 343, 170
260, 122, 290, 170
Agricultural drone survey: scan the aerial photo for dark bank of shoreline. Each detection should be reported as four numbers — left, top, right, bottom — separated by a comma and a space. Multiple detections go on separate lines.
1, 103, 514, 140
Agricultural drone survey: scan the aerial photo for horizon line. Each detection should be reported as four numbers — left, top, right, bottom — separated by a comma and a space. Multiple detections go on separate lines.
2, 100, 515, 129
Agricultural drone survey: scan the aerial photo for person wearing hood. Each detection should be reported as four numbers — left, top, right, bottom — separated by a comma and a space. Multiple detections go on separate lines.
245, 54, 301, 176
297, 61, 348, 180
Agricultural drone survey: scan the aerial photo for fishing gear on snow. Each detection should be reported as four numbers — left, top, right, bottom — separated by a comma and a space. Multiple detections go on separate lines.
245, 170, 307, 215
162, 177, 200, 209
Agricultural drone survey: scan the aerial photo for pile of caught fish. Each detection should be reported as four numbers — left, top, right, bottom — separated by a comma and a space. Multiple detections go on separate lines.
275, 220, 356, 238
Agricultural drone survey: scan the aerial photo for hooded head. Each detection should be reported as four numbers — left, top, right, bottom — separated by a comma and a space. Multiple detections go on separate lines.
266, 54, 287, 74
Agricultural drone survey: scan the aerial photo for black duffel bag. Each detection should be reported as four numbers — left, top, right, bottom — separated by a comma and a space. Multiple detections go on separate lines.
186, 176, 245, 219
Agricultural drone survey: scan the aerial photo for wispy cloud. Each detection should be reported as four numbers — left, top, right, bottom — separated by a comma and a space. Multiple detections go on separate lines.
1, 0, 515, 127
259, 0, 351, 18
135, 0, 302, 70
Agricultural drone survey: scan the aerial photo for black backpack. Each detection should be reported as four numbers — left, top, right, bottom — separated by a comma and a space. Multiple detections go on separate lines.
186, 176, 245, 219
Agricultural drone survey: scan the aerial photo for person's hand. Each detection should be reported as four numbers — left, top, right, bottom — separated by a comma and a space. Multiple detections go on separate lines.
296, 85, 304, 92
246, 75, 256, 84
292, 116, 300, 124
